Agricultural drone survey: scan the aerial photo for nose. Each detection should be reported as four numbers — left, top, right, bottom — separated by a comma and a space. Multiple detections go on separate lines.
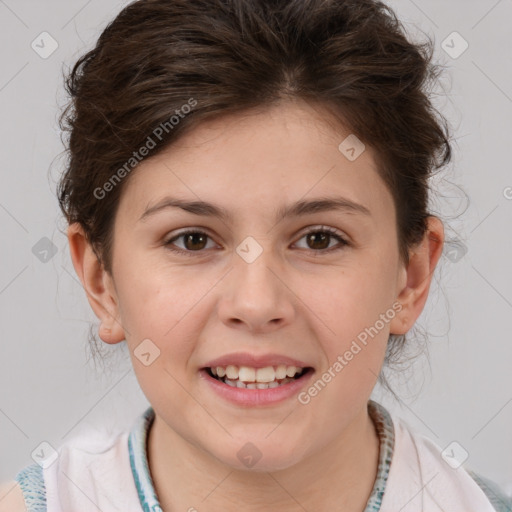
217, 243, 296, 334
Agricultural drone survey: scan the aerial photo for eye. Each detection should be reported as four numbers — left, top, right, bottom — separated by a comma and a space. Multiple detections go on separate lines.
293, 225, 349, 253
164, 229, 217, 256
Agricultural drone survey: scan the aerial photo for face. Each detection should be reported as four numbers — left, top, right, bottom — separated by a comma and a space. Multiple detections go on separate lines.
91, 100, 410, 471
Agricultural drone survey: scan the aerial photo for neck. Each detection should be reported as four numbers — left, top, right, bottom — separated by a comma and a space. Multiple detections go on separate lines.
147, 404, 380, 512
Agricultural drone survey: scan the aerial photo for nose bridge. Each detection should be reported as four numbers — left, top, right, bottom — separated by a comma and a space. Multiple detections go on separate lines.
233, 235, 280, 295
219, 235, 294, 331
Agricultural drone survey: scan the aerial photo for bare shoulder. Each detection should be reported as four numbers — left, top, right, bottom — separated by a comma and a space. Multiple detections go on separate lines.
0, 480, 27, 512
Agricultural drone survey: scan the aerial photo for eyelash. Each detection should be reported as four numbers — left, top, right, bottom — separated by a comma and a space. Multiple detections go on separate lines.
163, 226, 350, 257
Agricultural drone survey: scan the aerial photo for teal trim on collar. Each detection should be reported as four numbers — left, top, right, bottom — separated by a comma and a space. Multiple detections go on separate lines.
128, 406, 163, 512
468, 470, 512, 511
128, 401, 395, 512
364, 400, 395, 511
14, 463, 47, 512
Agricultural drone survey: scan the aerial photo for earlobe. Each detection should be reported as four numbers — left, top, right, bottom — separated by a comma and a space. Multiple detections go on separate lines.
67, 223, 125, 344
389, 216, 444, 335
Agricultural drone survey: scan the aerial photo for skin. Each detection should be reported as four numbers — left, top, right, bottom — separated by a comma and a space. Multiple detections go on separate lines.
68, 98, 444, 511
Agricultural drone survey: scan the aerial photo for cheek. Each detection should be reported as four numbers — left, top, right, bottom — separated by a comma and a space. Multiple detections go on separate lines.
114, 254, 198, 333
302, 252, 397, 376
122, 295, 204, 409
311, 259, 397, 334
115, 269, 213, 377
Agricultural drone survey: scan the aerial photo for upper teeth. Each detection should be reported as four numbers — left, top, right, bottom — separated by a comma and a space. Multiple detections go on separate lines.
212, 365, 303, 382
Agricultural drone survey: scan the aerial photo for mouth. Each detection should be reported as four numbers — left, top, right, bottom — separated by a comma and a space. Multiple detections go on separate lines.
203, 364, 314, 389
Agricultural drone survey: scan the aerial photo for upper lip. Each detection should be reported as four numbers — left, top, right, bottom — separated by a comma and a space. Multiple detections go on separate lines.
202, 352, 313, 369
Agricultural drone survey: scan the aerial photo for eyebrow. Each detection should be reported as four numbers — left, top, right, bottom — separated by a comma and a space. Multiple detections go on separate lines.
138, 195, 371, 223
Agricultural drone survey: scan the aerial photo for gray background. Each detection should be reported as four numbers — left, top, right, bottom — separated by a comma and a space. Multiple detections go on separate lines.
0, 0, 511, 494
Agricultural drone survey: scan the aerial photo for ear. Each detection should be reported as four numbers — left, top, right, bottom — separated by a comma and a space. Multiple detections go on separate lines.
389, 216, 444, 335
67, 223, 125, 344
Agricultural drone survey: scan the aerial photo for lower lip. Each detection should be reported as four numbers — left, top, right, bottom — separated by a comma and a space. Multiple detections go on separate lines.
199, 368, 315, 406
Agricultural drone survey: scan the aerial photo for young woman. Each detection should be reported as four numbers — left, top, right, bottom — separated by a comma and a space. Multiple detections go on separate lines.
2, 0, 510, 510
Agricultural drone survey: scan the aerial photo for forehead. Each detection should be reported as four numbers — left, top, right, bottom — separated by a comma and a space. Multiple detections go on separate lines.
117, 100, 394, 224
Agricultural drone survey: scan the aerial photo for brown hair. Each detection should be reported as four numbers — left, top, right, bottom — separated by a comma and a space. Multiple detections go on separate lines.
57, 0, 452, 380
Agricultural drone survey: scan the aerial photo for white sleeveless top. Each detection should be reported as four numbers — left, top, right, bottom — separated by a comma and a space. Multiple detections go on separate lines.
14, 401, 511, 512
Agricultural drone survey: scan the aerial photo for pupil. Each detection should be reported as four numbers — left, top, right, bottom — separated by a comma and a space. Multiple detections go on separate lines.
308, 232, 329, 250
186, 233, 206, 250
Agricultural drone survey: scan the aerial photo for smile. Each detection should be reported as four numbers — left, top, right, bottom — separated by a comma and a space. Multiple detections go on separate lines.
207, 364, 308, 389
199, 353, 315, 405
